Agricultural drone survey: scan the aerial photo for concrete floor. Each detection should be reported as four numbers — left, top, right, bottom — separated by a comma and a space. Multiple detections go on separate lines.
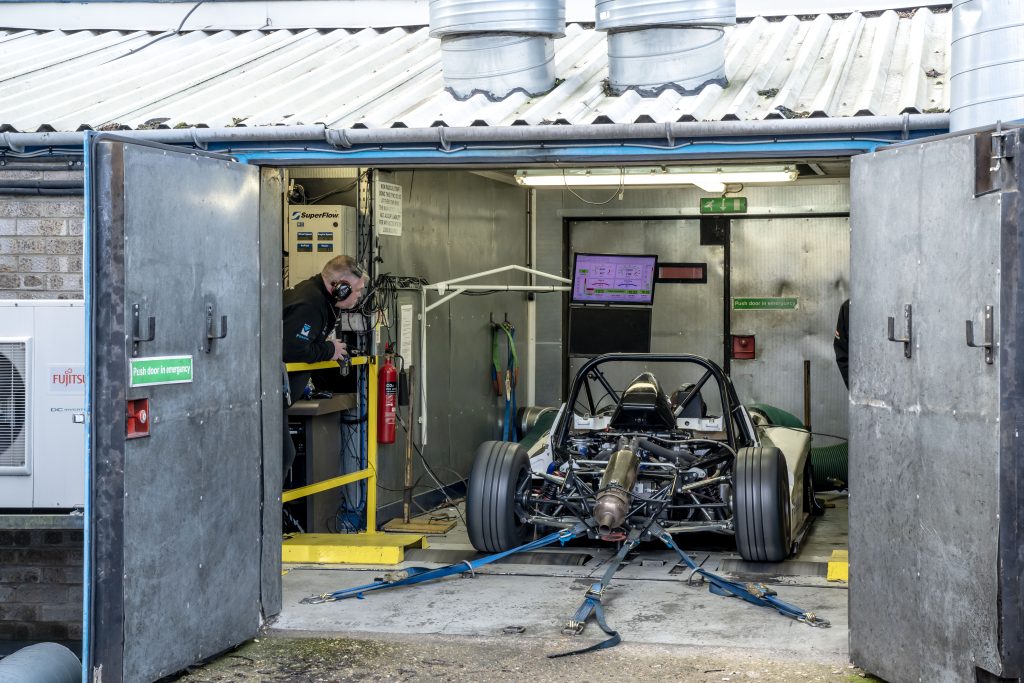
272, 494, 850, 664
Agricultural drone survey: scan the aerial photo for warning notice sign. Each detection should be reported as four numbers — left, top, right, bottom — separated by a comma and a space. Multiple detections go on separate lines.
375, 180, 403, 237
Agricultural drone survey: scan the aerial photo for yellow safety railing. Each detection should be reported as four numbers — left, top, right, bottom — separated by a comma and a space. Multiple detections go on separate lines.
281, 355, 378, 532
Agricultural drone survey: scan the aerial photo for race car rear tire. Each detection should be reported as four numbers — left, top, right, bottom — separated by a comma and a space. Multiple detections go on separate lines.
734, 446, 791, 562
467, 441, 532, 553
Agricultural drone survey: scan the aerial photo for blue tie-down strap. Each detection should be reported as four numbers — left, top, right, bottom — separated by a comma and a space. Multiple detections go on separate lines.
301, 524, 588, 605
547, 529, 641, 658
547, 584, 620, 658
654, 526, 830, 628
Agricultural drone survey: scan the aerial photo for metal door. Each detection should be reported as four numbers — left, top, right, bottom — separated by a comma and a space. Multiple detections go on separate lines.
729, 216, 849, 436
568, 219, 724, 379
85, 136, 283, 683
850, 131, 1018, 682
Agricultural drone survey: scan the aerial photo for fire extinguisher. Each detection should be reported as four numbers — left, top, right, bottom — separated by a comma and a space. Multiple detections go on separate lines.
378, 356, 398, 444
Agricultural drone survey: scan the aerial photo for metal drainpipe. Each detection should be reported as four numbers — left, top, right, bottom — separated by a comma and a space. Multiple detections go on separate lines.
0, 114, 950, 152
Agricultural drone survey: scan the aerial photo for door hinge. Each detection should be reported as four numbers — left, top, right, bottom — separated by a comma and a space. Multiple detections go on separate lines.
976, 124, 1018, 195
990, 127, 1015, 173
131, 303, 156, 357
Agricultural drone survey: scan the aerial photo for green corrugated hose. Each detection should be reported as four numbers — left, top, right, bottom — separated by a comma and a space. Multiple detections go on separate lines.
808, 442, 848, 491
518, 410, 558, 452
748, 403, 848, 491
748, 403, 804, 428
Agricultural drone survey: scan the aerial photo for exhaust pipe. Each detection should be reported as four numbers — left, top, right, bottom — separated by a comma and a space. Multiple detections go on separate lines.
593, 438, 640, 534
595, 0, 736, 96
428, 0, 566, 100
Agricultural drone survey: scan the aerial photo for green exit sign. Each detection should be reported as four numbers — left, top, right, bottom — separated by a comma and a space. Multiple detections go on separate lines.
700, 197, 747, 214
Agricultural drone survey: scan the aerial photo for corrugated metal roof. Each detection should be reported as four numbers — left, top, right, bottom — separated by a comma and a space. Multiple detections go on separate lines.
0, 9, 950, 133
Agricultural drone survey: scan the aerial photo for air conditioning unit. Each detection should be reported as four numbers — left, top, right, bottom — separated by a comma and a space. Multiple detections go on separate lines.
0, 300, 84, 509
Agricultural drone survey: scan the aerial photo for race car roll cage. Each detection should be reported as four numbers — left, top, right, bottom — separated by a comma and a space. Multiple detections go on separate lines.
518, 354, 762, 538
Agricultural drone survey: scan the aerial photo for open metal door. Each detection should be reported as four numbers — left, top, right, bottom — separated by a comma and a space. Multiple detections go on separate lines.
850, 129, 1023, 682
85, 136, 283, 683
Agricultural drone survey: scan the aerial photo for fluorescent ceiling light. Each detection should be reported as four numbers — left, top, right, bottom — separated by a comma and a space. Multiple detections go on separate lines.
515, 166, 799, 193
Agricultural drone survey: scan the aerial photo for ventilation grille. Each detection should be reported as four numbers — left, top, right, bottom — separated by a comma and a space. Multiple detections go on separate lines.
0, 342, 27, 469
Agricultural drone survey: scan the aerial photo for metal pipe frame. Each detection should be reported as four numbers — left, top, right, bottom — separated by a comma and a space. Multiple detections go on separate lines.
417, 264, 570, 444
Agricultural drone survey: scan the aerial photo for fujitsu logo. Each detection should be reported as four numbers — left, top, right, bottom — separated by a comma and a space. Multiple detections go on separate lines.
52, 368, 85, 387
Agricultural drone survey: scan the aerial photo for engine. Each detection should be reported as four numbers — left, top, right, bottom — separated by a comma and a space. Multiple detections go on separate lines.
544, 372, 735, 537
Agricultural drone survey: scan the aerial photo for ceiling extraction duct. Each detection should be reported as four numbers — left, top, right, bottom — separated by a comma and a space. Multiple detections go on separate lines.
950, 0, 1024, 132
429, 0, 566, 100
595, 0, 735, 96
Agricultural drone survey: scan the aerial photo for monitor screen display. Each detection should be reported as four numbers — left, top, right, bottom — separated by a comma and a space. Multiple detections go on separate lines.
571, 253, 658, 305
568, 306, 652, 355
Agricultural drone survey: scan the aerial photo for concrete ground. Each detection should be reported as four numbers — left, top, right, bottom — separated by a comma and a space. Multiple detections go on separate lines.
173, 495, 862, 682
168, 634, 877, 683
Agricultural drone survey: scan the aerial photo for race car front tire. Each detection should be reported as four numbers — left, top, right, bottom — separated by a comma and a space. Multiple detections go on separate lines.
734, 446, 791, 562
467, 441, 532, 553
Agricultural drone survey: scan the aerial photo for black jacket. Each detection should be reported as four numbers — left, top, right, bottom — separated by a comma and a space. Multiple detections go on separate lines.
834, 299, 850, 389
283, 275, 337, 400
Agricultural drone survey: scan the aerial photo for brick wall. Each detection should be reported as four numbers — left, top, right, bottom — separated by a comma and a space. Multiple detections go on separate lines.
0, 524, 83, 645
0, 168, 84, 300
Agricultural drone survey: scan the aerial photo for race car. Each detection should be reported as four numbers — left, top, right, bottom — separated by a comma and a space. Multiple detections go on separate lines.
466, 353, 821, 563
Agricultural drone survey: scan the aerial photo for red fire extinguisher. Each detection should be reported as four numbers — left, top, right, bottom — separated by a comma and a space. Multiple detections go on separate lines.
378, 356, 398, 444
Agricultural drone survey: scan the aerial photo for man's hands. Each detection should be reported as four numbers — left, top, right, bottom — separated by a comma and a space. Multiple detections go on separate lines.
330, 339, 348, 361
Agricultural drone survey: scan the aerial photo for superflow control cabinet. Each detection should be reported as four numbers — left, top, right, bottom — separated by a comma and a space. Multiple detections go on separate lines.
286, 205, 358, 287
0, 300, 85, 509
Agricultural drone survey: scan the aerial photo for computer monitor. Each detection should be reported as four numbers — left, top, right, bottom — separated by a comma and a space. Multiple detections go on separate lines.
571, 253, 658, 305
568, 306, 653, 355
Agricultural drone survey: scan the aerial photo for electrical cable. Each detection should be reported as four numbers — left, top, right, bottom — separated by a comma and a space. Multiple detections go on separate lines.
395, 410, 467, 526
773, 425, 849, 442
108, 0, 206, 61
560, 168, 624, 206
305, 180, 358, 204
0, 133, 911, 161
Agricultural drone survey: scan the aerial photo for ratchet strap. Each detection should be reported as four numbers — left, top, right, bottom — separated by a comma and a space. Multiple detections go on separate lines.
301, 523, 587, 604
653, 524, 830, 628
490, 320, 519, 441
548, 528, 642, 658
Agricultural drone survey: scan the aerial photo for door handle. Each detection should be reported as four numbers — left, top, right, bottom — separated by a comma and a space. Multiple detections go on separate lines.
886, 303, 912, 359
966, 305, 994, 365
205, 303, 228, 353
131, 303, 156, 358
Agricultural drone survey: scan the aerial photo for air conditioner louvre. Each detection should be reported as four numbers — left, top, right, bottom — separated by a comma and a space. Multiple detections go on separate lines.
0, 341, 27, 469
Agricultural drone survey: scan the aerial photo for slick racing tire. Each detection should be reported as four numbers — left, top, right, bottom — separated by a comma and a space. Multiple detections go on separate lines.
734, 446, 791, 562
467, 441, 532, 553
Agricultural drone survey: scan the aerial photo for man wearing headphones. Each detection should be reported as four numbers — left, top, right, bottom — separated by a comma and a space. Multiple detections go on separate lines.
282, 254, 367, 474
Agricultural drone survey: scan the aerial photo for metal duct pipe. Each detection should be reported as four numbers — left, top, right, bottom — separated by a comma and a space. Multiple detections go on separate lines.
429, 0, 565, 100
950, 0, 1024, 131
596, 0, 736, 96
0, 642, 80, 683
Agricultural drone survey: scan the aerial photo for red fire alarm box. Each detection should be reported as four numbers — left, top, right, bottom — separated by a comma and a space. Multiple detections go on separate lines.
731, 335, 756, 360
126, 398, 151, 439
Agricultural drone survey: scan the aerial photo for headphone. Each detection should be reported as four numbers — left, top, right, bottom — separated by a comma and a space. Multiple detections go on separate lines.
332, 282, 353, 302
331, 265, 363, 303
